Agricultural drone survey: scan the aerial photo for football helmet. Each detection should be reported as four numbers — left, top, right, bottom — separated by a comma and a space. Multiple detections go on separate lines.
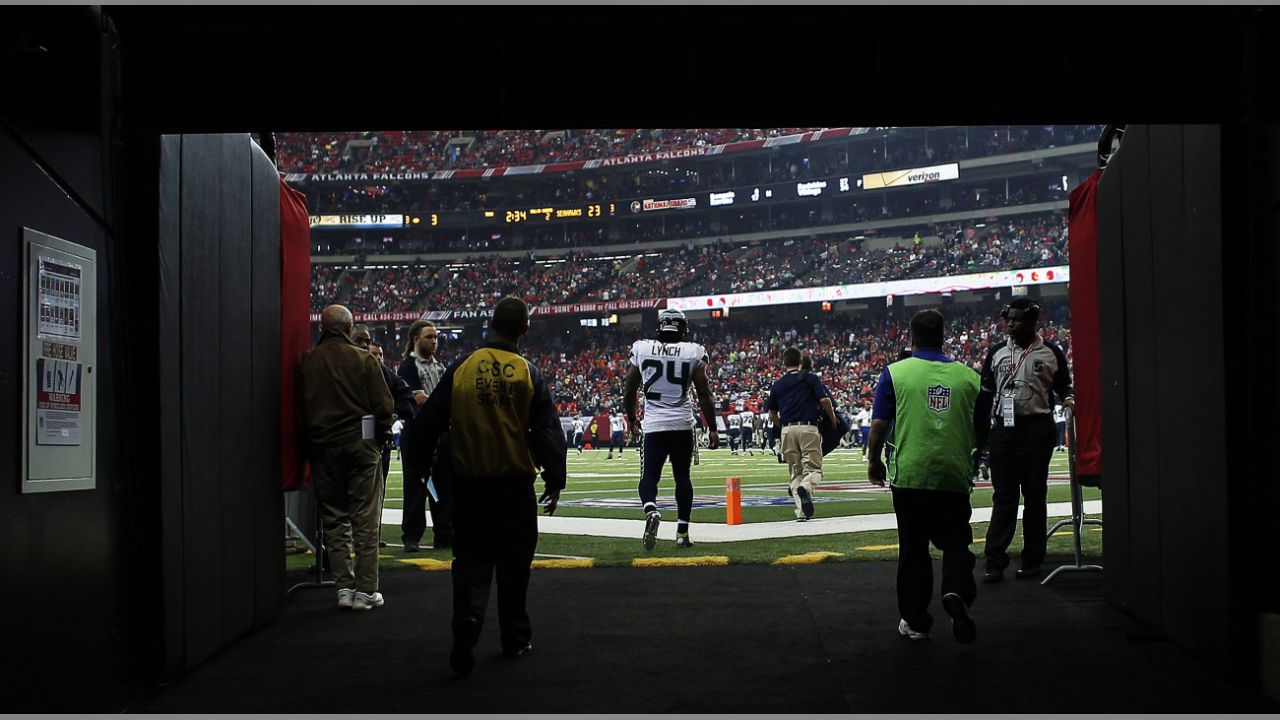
657, 308, 689, 340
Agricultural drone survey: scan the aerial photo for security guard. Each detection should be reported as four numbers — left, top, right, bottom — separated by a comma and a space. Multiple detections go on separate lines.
408, 297, 567, 676
978, 297, 1074, 582
868, 309, 989, 643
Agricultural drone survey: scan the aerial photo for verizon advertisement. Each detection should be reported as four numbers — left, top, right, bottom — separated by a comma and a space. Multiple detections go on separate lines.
666, 265, 1070, 312
861, 162, 960, 190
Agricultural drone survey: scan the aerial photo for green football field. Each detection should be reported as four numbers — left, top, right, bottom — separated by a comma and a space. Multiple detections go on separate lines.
290, 445, 1101, 571
285, 440, 1105, 568
380, 445, 1094, 524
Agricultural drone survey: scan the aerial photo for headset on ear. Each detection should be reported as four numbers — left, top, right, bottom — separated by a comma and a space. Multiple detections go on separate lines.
1000, 302, 1041, 321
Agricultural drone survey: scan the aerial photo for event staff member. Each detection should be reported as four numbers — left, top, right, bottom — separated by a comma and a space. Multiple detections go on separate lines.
397, 320, 449, 551
858, 404, 873, 457
767, 347, 839, 521
297, 305, 394, 611
868, 309, 989, 644
978, 297, 1074, 582
408, 297, 567, 676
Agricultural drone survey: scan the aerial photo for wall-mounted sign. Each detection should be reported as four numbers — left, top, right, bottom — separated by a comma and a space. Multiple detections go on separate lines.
23, 229, 97, 492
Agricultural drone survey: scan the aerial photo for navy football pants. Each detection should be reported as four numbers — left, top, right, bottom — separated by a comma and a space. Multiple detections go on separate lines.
638, 430, 694, 523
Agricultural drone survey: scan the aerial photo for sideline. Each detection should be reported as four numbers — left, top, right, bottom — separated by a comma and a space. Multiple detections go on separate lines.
381, 500, 1102, 543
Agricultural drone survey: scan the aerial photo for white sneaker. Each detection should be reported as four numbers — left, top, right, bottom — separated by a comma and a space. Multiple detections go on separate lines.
337, 588, 355, 609
352, 591, 385, 610
898, 619, 930, 640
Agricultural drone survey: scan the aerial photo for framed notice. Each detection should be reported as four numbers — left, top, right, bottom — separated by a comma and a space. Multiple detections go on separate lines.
22, 229, 96, 493
37, 257, 83, 341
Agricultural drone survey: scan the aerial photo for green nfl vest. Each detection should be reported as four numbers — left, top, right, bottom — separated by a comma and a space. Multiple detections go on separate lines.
887, 356, 981, 494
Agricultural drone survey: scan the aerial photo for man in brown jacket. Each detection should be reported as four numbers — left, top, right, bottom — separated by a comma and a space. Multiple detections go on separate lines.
298, 305, 395, 610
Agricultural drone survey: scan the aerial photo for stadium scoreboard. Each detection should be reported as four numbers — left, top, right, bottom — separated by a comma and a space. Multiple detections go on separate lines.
308, 161, 963, 232
502, 203, 616, 224
310, 204, 618, 230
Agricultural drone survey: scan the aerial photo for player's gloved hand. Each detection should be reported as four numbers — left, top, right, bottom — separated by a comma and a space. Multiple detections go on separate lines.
708, 430, 720, 450
539, 487, 561, 516
868, 458, 887, 487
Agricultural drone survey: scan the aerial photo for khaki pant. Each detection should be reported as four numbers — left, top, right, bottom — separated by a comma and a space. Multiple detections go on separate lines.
312, 438, 384, 593
781, 425, 823, 518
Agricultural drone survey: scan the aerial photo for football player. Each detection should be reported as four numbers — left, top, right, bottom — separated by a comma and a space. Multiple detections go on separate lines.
623, 308, 719, 550
727, 409, 742, 455
606, 409, 627, 460
739, 408, 756, 457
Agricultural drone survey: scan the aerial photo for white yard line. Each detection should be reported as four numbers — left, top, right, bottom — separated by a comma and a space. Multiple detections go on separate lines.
380, 501, 1103, 542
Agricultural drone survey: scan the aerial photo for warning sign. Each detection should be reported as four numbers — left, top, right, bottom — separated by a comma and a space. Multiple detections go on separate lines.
36, 357, 82, 445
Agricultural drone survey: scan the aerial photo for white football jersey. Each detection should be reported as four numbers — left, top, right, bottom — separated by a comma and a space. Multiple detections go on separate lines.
629, 339, 708, 433
739, 411, 755, 428
609, 415, 627, 433
727, 413, 742, 429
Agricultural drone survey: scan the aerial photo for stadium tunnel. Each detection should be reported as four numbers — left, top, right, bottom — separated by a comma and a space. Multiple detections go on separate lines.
2, 5, 1280, 711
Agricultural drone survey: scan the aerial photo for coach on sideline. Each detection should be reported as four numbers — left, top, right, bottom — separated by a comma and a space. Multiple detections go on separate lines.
767, 347, 839, 521
408, 296, 567, 676
397, 319, 450, 551
867, 309, 989, 643
297, 305, 394, 611
979, 297, 1074, 582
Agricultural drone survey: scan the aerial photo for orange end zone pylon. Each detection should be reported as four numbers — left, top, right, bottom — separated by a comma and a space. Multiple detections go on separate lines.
726, 476, 742, 525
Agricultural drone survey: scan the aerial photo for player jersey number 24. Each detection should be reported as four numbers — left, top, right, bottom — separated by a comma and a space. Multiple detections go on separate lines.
629, 339, 708, 433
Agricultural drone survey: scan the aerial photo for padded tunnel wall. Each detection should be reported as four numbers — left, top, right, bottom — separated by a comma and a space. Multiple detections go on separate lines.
157, 133, 284, 678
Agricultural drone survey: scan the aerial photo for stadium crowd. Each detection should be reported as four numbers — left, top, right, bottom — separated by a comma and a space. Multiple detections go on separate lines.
278, 125, 1103, 176
310, 212, 1069, 313
276, 128, 826, 174
511, 302, 1072, 422
420, 252, 618, 311
310, 174, 1070, 257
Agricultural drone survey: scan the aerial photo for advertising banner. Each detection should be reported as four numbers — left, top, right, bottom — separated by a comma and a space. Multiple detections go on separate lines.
667, 265, 1070, 312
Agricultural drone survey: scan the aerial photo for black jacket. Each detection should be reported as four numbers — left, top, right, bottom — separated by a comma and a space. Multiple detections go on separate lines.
381, 364, 416, 424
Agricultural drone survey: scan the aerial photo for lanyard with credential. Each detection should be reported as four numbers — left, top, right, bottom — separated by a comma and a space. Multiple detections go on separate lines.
999, 338, 1039, 425
1001, 338, 1040, 394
